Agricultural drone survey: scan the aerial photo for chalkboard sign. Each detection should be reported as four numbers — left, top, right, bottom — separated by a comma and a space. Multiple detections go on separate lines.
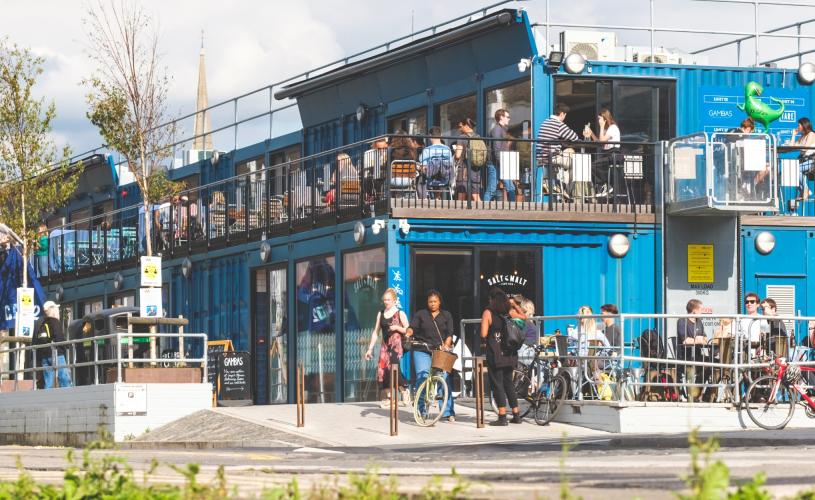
217, 351, 252, 406
206, 340, 233, 392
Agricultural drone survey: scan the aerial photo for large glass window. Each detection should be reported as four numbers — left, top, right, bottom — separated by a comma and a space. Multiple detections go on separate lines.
434, 95, 476, 140
269, 145, 300, 197
342, 247, 386, 402
387, 108, 427, 135
485, 80, 532, 139
554, 77, 675, 142
295, 256, 336, 403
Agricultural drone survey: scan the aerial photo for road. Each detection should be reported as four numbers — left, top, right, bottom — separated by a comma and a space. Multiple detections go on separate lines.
2, 440, 813, 498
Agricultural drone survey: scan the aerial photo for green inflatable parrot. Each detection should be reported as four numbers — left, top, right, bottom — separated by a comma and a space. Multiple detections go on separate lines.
736, 81, 784, 130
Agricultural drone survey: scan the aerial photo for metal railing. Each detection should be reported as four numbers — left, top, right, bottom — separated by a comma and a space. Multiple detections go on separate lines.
457, 312, 815, 404
0, 330, 208, 391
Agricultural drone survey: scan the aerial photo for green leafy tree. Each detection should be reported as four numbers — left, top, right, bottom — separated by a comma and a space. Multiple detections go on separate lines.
83, 0, 180, 257
0, 40, 79, 285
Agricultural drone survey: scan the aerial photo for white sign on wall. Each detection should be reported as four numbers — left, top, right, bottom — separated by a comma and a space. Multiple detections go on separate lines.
115, 383, 147, 416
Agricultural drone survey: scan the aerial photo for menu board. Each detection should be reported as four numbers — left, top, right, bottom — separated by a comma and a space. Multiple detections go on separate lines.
217, 351, 252, 406
206, 339, 233, 391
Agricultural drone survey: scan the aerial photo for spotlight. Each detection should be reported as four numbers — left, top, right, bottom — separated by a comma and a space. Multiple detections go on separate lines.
754, 231, 776, 255
798, 62, 815, 85
546, 51, 565, 70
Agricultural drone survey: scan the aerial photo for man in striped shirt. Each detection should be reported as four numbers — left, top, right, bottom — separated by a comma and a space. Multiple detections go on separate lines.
534, 103, 580, 201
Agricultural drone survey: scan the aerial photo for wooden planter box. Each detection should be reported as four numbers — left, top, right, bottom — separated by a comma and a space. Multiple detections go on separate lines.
105, 367, 203, 384
0, 380, 34, 392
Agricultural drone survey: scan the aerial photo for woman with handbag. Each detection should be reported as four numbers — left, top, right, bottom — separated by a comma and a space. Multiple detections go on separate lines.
365, 288, 410, 408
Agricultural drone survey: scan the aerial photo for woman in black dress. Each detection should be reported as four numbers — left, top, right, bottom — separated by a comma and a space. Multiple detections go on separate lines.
480, 287, 526, 426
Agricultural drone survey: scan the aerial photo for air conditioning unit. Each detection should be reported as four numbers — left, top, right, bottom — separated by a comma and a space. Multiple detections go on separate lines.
624, 46, 708, 65
560, 31, 617, 61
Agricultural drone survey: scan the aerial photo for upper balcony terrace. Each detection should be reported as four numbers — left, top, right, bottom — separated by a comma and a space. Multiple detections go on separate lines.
38, 131, 815, 283
40, 134, 662, 282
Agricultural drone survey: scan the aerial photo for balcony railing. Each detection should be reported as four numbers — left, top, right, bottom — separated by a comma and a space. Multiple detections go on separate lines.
40, 134, 664, 281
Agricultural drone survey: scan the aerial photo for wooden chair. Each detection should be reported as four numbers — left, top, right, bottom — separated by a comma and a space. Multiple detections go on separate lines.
339, 179, 361, 207
389, 161, 418, 199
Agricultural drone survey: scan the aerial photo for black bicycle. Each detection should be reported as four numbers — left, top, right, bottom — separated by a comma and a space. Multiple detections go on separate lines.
489, 344, 569, 425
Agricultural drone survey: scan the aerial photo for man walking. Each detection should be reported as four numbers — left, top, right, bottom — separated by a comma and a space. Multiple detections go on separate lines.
36, 301, 72, 389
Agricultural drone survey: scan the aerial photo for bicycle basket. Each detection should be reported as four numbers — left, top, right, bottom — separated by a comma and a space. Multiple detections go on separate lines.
784, 364, 803, 384
431, 350, 458, 373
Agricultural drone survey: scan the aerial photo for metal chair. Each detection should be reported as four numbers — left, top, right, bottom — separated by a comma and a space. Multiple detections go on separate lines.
389, 161, 419, 199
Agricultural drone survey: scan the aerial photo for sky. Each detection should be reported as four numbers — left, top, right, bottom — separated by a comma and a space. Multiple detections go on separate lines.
2, 0, 815, 157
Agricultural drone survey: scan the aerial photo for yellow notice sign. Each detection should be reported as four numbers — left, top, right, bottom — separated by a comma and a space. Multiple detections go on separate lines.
687, 244, 714, 283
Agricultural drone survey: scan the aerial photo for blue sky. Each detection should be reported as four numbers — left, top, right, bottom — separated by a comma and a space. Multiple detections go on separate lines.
2, 0, 814, 156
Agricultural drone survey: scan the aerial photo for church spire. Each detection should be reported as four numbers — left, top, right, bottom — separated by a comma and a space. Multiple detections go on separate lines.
193, 29, 212, 151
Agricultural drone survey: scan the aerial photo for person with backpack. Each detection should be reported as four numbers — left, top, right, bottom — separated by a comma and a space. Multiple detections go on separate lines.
419, 127, 454, 199
453, 118, 487, 202
480, 287, 527, 426
35, 301, 72, 389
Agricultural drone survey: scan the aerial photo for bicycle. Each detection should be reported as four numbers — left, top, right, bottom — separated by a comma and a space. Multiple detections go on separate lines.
410, 342, 454, 427
489, 344, 568, 425
744, 355, 815, 430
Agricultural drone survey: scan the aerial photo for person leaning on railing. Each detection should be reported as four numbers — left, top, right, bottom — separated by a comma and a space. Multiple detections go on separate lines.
34, 301, 72, 389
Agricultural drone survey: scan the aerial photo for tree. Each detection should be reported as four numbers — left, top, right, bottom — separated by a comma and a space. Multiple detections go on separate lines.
84, 0, 180, 257
0, 40, 79, 286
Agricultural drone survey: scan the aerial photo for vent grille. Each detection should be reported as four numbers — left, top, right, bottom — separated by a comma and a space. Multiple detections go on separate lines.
765, 284, 796, 335
568, 42, 599, 61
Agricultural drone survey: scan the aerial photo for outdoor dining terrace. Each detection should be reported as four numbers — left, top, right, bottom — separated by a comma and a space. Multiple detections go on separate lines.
40, 135, 665, 281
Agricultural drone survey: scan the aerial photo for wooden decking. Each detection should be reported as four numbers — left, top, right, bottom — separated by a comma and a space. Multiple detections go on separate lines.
390, 199, 656, 224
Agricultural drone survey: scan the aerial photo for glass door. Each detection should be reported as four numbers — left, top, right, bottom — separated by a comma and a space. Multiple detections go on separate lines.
253, 265, 288, 404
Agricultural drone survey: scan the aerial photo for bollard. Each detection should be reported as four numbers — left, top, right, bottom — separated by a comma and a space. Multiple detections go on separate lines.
475, 357, 485, 428
296, 362, 305, 427
390, 363, 399, 436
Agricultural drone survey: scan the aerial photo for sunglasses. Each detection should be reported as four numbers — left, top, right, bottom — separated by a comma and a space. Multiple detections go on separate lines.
745, 300, 757, 304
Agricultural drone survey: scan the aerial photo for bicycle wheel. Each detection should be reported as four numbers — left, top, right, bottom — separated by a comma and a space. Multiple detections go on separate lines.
413, 374, 449, 427
490, 369, 534, 417
535, 374, 568, 426
744, 375, 798, 430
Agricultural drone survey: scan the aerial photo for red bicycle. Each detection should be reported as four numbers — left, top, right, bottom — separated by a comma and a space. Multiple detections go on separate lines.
744, 356, 815, 430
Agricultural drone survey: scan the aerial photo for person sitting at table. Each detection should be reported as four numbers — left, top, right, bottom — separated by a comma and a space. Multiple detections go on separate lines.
759, 297, 788, 357
571, 305, 610, 376
323, 153, 359, 204
363, 138, 389, 201
676, 299, 707, 401
582, 108, 621, 198
208, 191, 227, 238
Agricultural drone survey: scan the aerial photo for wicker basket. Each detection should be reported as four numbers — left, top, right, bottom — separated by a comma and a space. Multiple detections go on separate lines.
431, 350, 458, 373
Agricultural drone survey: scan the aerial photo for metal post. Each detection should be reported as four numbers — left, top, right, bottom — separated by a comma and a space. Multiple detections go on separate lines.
798, 23, 803, 66
296, 361, 305, 427
116, 333, 122, 383
93, 340, 99, 385
390, 363, 398, 436
149, 324, 157, 367
618, 315, 626, 402
754, 0, 760, 66
127, 317, 135, 368
179, 315, 186, 367
649, 0, 655, 61
52, 345, 58, 388
475, 356, 485, 428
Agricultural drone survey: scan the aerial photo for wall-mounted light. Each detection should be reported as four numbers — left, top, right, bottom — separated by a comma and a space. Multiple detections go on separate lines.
55, 285, 64, 303
564, 53, 587, 74
356, 104, 367, 122
259, 242, 271, 262
755, 231, 776, 255
517, 57, 532, 73
181, 257, 193, 279
211, 150, 220, 166
798, 62, 815, 85
113, 272, 124, 291
608, 233, 631, 258
353, 221, 365, 245
371, 219, 386, 235
546, 51, 565, 70
398, 219, 411, 236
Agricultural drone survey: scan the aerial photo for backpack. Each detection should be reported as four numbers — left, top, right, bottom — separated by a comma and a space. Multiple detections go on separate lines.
501, 315, 525, 352
468, 136, 489, 168
426, 155, 453, 187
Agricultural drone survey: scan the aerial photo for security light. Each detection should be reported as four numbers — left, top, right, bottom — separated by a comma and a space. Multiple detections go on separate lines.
181, 257, 193, 278
517, 58, 532, 73
259, 242, 271, 262
546, 51, 565, 69
113, 272, 124, 290
371, 219, 386, 235
564, 53, 587, 74
356, 104, 367, 122
353, 221, 365, 245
